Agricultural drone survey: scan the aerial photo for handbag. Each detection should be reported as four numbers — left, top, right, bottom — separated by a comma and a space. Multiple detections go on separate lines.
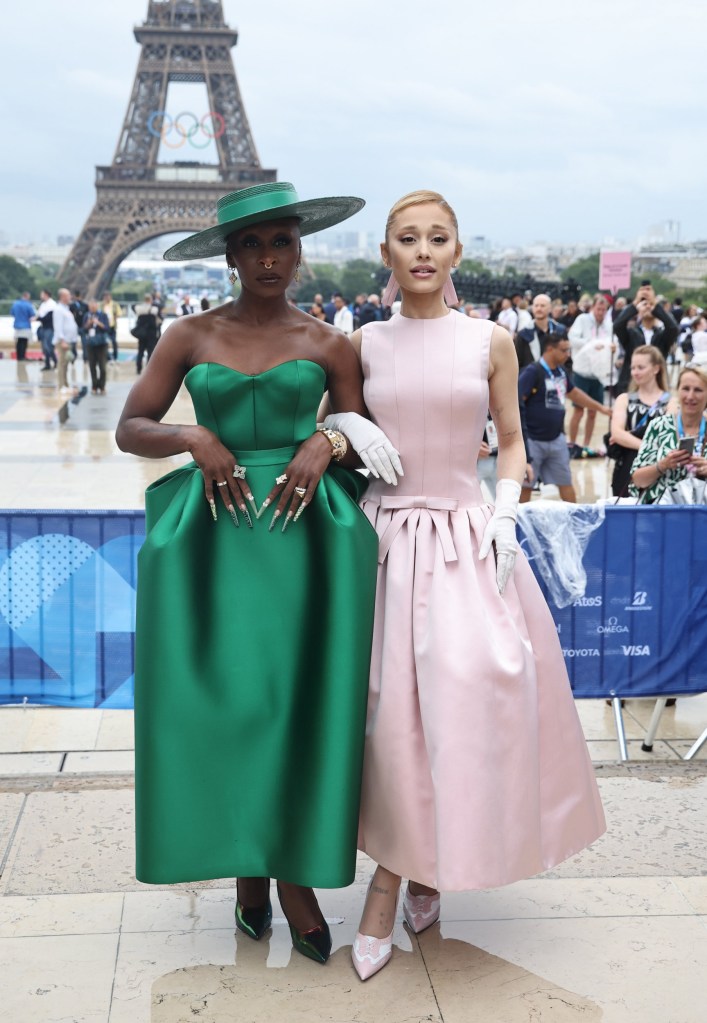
604, 393, 670, 462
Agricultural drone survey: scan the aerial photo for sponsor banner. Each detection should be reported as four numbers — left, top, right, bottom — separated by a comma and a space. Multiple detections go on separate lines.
1, 506, 706, 706
520, 505, 707, 698
0, 511, 143, 708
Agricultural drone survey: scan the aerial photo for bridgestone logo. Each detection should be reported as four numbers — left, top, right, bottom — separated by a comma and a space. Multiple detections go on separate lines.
562, 649, 600, 657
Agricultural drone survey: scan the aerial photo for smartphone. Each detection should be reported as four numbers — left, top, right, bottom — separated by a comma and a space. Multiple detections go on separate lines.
678, 437, 695, 455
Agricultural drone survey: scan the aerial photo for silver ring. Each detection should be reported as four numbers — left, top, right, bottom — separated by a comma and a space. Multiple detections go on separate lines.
294, 486, 307, 498
217, 481, 228, 487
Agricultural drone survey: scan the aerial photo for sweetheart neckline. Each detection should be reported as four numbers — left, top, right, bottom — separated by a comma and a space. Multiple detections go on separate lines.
185, 358, 326, 381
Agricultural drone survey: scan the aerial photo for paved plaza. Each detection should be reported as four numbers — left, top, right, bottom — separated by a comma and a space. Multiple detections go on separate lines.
0, 350, 705, 1022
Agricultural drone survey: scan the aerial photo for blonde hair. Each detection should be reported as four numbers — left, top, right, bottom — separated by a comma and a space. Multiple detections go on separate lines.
629, 345, 668, 392
385, 189, 459, 241
678, 364, 707, 390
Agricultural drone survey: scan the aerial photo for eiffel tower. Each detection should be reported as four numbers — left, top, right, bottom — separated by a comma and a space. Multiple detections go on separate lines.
60, 0, 276, 297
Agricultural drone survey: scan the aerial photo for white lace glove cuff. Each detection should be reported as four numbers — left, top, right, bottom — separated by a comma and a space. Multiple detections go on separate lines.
478, 479, 521, 594
323, 412, 403, 485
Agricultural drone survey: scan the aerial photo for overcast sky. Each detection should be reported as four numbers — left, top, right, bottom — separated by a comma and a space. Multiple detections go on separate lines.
3, 0, 707, 250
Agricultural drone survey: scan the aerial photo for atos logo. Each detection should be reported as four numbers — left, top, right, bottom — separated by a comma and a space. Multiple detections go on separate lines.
625, 591, 653, 611
622, 645, 651, 656
573, 596, 602, 607
597, 616, 629, 634
562, 648, 600, 658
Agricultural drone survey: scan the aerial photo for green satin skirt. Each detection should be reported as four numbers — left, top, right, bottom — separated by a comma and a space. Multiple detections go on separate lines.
135, 446, 377, 886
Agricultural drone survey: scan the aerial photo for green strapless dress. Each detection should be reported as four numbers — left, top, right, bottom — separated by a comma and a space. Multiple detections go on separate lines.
135, 360, 378, 886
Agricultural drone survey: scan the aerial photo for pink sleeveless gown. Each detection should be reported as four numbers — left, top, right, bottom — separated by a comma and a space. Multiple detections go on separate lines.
358, 312, 605, 891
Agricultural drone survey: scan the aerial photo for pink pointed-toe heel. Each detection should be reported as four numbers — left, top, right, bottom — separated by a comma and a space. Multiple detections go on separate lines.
351, 888, 400, 981
402, 884, 440, 934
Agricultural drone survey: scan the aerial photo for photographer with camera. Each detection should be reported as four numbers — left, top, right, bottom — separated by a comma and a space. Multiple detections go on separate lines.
82, 300, 110, 395
612, 282, 679, 396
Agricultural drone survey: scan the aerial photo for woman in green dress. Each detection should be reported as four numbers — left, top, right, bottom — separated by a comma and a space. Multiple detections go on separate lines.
115, 183, 382, 964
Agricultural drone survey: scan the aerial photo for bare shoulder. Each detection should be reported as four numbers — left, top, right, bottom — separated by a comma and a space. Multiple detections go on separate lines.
488, 323, 516, 377
308, 318, 362, 369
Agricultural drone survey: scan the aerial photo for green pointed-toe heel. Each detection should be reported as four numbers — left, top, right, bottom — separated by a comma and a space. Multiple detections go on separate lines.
235, 878, 272, 940
276, 882, 332, 964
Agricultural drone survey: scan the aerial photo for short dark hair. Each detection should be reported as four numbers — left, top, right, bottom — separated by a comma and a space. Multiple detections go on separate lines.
541, 331, 568, 353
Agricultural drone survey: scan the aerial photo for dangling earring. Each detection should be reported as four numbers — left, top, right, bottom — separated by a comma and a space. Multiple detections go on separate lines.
294, 261, 301, 283
227, 265, 237, 285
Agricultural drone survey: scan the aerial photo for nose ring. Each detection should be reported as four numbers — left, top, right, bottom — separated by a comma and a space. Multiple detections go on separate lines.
262, 260, 274, 269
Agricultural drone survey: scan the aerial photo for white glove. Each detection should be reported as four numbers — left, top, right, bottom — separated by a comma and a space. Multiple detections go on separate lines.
478, 479, 521, 595
323, 412, 403, 485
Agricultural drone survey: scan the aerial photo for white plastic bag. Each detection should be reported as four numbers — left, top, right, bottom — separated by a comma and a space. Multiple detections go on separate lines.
517, 500, 605, 608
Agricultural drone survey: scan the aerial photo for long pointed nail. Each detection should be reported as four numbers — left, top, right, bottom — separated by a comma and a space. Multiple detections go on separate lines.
268, 509, 281, 532
228, 505, 240, 528
293, 503, 307, 523
257, 497, 271, 520
281, 512, 294, 533
210, 500, 218, 522
246, 493, 258, 520
241, 504, 253, 528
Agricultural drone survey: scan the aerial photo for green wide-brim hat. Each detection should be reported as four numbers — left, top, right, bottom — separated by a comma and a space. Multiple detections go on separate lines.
163, 182, 365, 261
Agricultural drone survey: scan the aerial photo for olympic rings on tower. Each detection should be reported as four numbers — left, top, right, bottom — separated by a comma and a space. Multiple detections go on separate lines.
147, 110, 226, 149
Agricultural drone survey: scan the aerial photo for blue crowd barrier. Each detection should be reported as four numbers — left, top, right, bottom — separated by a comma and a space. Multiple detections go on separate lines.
0, 506, 705, 707
0, 511, 144, 708
520, 505, 707, 698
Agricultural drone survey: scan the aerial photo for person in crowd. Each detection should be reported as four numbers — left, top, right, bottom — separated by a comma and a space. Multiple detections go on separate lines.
200, 297, 211, 312
613, 296, 628, 315
115, 181, 380, 968
567, 294, 615, 457
358, 293, 382, 327
519, 333, 611, 503
352, 293, 367, 329
608, 346, 673, 496
551, 298, 565, 322
333, 293, 354, 334
70, 290, 89, 361
630, 364, 707, 503
578, 292, 593, 312
613, 284, 679, 395
53, 289, 79, 393
10, 291, 35, 362
322, 293, 336, 324
678, 305, 701, 360
323, 189, 605, 980
178, 294, 195, 316
131, 293, 160, 374
559, 298, 580, 329
671, 296, 684, 324
82, 300, 110, 395
689, 327, 707, 366
152, 292, 165, 340
37, 289, 57, 370
497, 296, 518, 335
308, 301, 327, 320
102, 292, 122, 361
515, 293, 566, 368
515, 297, 533, 330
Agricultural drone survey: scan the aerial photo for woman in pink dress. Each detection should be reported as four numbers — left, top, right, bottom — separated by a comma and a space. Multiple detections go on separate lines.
324, 190, 606, 980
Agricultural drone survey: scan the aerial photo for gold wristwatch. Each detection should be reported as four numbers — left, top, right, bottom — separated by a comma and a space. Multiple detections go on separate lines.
316, 427, 348, 461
